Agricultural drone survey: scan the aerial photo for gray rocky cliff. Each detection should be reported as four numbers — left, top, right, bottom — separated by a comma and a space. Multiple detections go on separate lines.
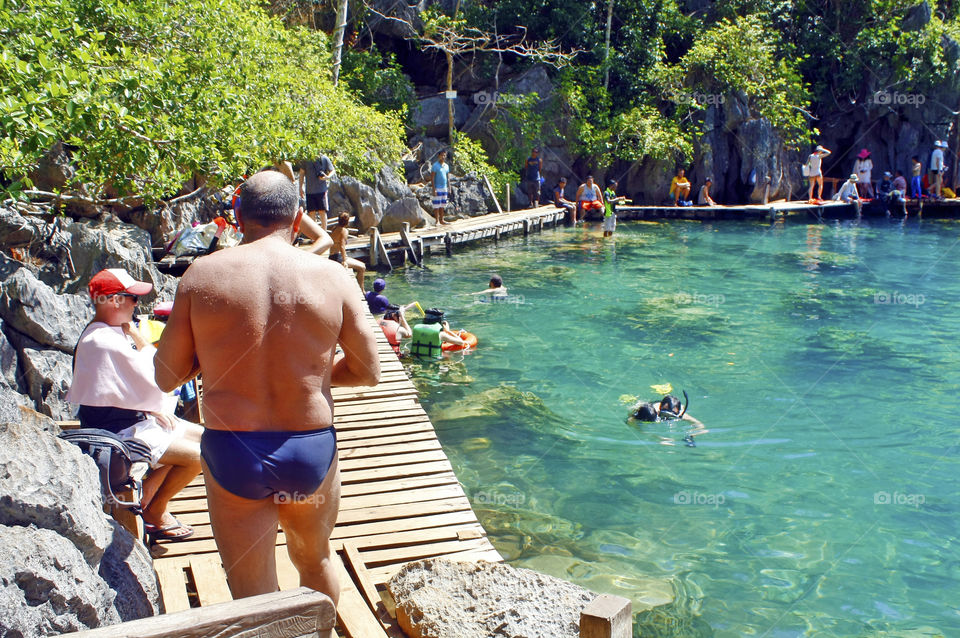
0, 417, 161, 635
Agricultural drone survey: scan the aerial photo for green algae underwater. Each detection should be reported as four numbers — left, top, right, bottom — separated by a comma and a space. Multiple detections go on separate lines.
384, 218, 959, 637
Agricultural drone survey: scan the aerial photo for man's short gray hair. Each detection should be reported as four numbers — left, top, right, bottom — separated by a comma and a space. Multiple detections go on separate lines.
239, 171, 298, 225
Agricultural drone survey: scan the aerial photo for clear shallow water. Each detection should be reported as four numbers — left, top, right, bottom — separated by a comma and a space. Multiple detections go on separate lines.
383, 218, 960, 637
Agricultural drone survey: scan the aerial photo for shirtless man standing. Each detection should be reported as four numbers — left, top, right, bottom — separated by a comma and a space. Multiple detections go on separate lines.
154, 170, 380, 602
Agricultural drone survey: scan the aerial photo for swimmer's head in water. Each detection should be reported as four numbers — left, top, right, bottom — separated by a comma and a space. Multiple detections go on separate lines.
490, 275, 503, 288
424, 307, 445, 324
383, 304, 401, 321
659, 395, 682, 418
632, 402, 659, 421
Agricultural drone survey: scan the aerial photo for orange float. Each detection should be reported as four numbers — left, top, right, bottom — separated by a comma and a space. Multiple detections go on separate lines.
442, 329, 478, 352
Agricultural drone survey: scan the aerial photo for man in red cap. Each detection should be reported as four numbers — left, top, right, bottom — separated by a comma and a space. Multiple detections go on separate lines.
67, 268, 202, 541
154, 170, 380, 602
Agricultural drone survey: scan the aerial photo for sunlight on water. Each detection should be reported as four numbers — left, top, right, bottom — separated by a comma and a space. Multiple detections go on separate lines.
382, 218, 960, 637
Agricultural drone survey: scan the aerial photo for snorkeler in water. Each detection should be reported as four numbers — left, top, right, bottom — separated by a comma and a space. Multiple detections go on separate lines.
629, 391, 705, 446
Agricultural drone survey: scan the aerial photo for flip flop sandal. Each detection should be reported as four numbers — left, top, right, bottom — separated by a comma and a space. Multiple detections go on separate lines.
144, 516, 195, 543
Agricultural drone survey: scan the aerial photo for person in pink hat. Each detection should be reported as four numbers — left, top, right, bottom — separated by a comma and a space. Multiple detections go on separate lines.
854, 148, 874, 198
66, 268, 203, 541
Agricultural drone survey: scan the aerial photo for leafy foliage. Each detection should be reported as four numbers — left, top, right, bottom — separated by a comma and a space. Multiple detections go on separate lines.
451, 135, 514, 195
0, 0, 406, 203
341, 45, 417, 122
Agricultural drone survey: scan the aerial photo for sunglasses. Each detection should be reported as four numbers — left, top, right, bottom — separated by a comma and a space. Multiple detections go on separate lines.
113, 293, 139, 302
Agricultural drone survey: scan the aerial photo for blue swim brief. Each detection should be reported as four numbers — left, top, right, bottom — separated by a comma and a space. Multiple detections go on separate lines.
201, 427, 337, 501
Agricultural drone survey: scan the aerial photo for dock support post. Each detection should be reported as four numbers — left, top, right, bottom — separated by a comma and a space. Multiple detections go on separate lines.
523, 219, 530, 236
506, 184, 511, 212
444, 233, 453, 257
484, 175, 504, 215
368, 228, 379, 268
400, 222, 421, 266
580, 594, 632, 638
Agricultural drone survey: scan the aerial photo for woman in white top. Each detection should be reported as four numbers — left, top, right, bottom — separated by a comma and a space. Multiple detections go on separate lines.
807, 145, 831, 201
854, 149, 874, 198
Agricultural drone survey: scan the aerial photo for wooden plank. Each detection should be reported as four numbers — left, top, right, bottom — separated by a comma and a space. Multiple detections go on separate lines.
154, 560, 191, 613
343, 543, 384, 625
359, 537, 494, 567
189, 555, 232, 607
332, 553, 390, 638
339, 459, 454, 483
70, 587, 336, 638
581, 594, 633, 638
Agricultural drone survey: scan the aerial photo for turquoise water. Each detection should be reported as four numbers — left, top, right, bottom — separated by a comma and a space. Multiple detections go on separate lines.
383, 218, 960, 637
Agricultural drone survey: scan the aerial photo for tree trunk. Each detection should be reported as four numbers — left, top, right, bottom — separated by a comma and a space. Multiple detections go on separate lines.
331, 0, 349, 86
446, 50, 455, 143
603, 0, 614, 91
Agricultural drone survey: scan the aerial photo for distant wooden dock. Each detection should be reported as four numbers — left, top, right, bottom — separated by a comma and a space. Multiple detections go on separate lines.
154, 197, 960, 276
149, 316, 502, 637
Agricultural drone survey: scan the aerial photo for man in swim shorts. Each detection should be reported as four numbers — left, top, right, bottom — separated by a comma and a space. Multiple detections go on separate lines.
67, 268, 203, 541
154, 170, 380, 601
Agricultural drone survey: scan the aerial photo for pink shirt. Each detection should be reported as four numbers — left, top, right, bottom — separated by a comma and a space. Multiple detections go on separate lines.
66, 322, 169, 412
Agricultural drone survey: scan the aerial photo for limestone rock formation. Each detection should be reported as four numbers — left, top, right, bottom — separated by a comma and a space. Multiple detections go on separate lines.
387, 558, 596, 638
19, 346, 73, 420
380, 196, 435, 233
0, 419, 162, 635
0, 258, 91, 354
414, 96, 473, 138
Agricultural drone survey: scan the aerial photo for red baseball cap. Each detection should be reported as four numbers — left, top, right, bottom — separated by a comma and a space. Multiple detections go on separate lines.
88, 268, 153, 300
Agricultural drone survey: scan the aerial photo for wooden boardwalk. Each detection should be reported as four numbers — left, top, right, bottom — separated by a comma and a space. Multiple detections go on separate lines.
149, 316, 502, 637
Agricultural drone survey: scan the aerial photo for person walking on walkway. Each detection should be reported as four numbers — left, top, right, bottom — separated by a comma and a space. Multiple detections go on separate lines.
299, 155, 335, 230
155, 170, 380, 602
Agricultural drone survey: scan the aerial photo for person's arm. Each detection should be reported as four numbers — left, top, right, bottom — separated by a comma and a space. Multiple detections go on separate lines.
154, 270, 201, 392
332, 270, 381, 387
123, 321, 151, 352
439, 321, 466, 346
298, 214, 334, 255
430, 165, 437, 194
396, 310, 412, 340
596, 185, 605, 205
576, 184, 585, 201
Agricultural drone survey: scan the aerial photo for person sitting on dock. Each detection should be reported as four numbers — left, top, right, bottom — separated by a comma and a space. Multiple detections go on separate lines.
553, 177, 576, 217
379, 304, 412, 357
669, 169, 691, 206
836, 174, 863, 214
471, 275, 508, 300
892, 169, 908, 195
154, 170, 380, 602
365, 278, 391, 316
67, 268, 203, 542
911, 156, 924, 199
602, 179, 626, 237
697, 177, 717, 206
575, 175, 604, 223
524, 147, 543, 208
430, 149, 452, 225
878, 171, 893, 201
806, 145, 831, 202
329, 212, 366, 288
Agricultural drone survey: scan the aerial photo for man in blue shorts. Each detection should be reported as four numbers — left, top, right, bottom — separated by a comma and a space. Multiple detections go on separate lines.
155, 170, 380, 602
430, 149, 451, 225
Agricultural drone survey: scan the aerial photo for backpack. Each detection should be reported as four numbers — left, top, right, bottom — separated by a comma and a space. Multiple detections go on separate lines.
59, 428, 143, 512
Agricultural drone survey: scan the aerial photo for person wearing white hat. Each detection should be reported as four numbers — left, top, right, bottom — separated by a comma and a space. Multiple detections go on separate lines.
67, 268, 203, 542
930, 141, 946, 198
806, 144, 831, 202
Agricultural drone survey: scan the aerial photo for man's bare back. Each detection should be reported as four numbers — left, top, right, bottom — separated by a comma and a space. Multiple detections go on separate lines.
154, 170, 379, 602
158, 237, 376, 430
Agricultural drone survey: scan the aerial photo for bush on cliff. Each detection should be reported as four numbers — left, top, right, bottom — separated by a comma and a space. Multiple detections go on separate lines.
0, 0, 406, 204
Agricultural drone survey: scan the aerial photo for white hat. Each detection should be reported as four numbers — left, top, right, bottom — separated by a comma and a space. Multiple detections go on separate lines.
849, 174, 859, 182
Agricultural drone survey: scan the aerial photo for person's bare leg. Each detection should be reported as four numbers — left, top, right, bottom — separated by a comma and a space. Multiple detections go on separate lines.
203, 458, 282, 598
808, 177, 814, 201
142, 423, 202, 528
140, 465, 171, 510
278, 457, 341, 605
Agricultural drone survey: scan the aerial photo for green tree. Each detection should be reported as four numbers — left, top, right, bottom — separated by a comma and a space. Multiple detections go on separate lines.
0, 0, 406, 204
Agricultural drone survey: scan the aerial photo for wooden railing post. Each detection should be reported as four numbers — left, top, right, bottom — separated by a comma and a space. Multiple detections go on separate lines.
368, 228, 379, 268
580, 594, 632, 638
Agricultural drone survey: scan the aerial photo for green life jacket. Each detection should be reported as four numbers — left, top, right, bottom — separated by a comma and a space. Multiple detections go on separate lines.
603, 188, 616, 217
410, 323, 443, 358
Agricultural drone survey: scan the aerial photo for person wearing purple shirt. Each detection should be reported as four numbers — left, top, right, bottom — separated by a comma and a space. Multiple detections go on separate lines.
365, 278, 391, 315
